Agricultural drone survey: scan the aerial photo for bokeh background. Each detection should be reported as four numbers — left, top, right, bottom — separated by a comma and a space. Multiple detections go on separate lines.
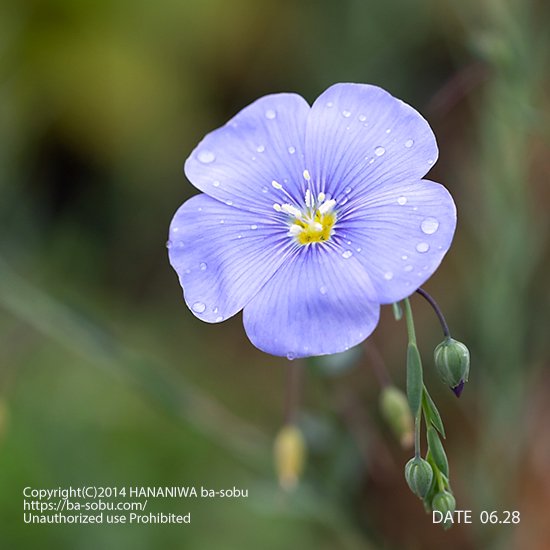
1, 0, 549, 548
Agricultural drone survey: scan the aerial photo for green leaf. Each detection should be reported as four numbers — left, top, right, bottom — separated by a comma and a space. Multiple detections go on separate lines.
427, 427, 449, 478
406, 343, 423, 417
422, 388, 446, 438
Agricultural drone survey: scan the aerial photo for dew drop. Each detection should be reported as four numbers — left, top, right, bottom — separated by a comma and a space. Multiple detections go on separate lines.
165, 240, 172, 248
219, 219, 225, 224
326, 102, 334, 108
416, 242, 430, 253
404, 265, 413, 272
421, 217, 440, 235
265, 109, 276, 119
397, 196, 407, 205
401, 255, 408, 260
198, 150, 215, 163
356, 247, 362, 252
286, 352, 296, 361
344, 186, 352, 194
261, 186, 268, 193
405, 139, 414, 148
386, 128, 392, 134
225, 200, 233, 206
256, 145, 265, 153
319, 285, 328, 295
192, 302, 206, 313
250, 224, 258, 230
384, 271, 394, 280
374, 146, 386, 156
288, 146, 296, 154
172, 227, 179, 232
342, 250, 353, 259
342, 110, 351, 118
213, 307, 219, 313
199, 262, 207, 271
237, 234, 242, 239
213, 180, 220, 187
215, 316, 223, 322
359, 115, 367, 122
339, 197, 349, 206
428, 158, 434, 165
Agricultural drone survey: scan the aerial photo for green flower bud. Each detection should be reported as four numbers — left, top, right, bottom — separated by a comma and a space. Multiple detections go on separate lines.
434, 338, 470, 395
380, 386, 414, 449
405, 457, 433, 499
432, 491, 456, 528
274, 425, 307, 491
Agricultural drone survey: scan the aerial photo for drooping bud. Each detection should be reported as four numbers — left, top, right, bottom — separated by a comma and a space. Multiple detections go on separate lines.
380, 386, 414, 449
434, 338, 470, 396
405, 457, 433, 499
273, 425, 306, 491
432, 491, 456, 528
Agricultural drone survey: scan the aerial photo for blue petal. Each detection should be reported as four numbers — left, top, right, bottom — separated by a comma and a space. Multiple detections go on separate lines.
304, 83, 438, 202
185, 93, 310, 214
243, 244, 380, 358
168, 194, 295, 322
335, 179, 456, 303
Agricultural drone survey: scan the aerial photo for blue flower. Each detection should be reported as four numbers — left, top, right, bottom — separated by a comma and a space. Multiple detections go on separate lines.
168, 83, 456, 358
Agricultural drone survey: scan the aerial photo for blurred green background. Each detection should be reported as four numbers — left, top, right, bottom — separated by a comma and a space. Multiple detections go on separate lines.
1, 0, 549, 548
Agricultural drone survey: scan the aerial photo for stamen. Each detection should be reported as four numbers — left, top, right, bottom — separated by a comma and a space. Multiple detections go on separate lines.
281, 204, 303, 219
318, 192, 326, 203
273, 203, 282, 212
288, 225, 303, 237
303, 170, 311, 181
305, 189, 314, 208
318, 199, 336, 215
272, 180, 283, 190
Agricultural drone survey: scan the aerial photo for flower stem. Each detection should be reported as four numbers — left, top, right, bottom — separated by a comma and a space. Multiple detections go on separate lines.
415, 287, 451, 339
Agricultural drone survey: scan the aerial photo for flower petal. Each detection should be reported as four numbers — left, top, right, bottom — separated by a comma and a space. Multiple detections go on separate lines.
185, 93, 311, 214
168, 194, 295, 322
304, 83, 438, 202
243, 244, 380, 358
335, 179, 456, 304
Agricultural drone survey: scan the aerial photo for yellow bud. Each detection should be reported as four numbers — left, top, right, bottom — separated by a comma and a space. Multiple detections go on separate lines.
380, 386, 414, 449
273, 425, 306, 491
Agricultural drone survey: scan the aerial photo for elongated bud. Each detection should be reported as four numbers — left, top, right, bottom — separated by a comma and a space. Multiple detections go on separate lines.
274, 425, 306, 491
434, 338, 470, 396
432, 491, 456, 528
405, 457, 433, 499
380, 386, 414, 448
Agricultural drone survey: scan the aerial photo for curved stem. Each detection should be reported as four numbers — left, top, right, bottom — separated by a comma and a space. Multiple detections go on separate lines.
415, 288, 451, 339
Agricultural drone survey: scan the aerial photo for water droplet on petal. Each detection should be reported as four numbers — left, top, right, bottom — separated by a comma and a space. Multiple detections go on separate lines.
342, 110, 351, 118
401, 255, 408, 260
225, 200, 233, 206
386, 128, 392, 134
237, 234, 242, 239
428, 158, 434, 165
165, 240, 172, 248
256, 145, 265, 153
326, 102, 334, 108
265, 109, 276, 119
405, 139, 414, 148
404, 265, 413, 272
250, 224, 258, 230
261, 186, 268, 193
192, 302, 206, 313
416, 242, 430, 253
421, 217, 439, 234
213, 307, 219, 313
286, 352, 296, 361
356, 247, 362, 252
344, 186, 352, 194
359, 115, 366, 122
198, 150, 215, 163
215, 316, 223, 322
374, 146, 385, 156
342, 250, 353, 259
384, 271, 394, 280
199, 262, 207, 271
213, 180, 220, 187
288, 146, 296, 154
220, 219, 225, 224
397, 196, 407, 205
319, 285, 328, 295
